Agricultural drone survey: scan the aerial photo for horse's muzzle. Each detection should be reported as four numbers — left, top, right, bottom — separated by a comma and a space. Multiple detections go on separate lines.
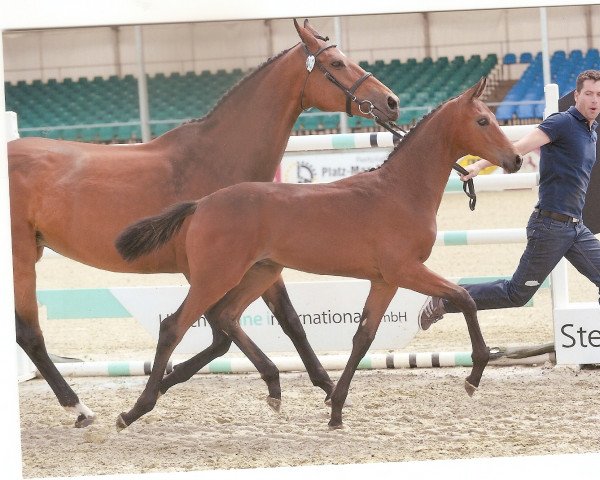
385, 95, 400, 121
505, 154, 523, 173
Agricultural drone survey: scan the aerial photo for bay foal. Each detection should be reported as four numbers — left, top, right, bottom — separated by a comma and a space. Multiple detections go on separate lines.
115, 77, 522, 429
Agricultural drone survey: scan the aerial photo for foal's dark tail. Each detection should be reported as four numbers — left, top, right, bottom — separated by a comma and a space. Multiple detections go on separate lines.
115, 201, 199, 262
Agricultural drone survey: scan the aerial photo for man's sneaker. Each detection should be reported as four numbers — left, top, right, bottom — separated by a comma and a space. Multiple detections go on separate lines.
418, 296, 445, 331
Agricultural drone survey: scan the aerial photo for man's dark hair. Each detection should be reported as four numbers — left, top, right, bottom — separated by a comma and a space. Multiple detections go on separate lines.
576, 69, 600, 92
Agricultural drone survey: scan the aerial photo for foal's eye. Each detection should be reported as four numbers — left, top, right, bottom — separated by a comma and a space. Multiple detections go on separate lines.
331, 60, 344, 68
477, 118, 490, 126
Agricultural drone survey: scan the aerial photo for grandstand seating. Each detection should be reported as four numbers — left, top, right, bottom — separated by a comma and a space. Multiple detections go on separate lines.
4, 53, 499, 142
12, 46, 598, 141
495, 47, 600, 123
5, 68, 245, 142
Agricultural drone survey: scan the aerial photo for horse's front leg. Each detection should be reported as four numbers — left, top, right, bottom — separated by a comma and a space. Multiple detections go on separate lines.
262, 276, 335, 400
398, 263, 490, 395
446, 288, 489, 396
329, 282, 397, 429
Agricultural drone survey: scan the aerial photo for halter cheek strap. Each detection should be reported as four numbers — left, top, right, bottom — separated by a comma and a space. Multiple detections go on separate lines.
300, 43, 375, 117
345, 72, 372, 117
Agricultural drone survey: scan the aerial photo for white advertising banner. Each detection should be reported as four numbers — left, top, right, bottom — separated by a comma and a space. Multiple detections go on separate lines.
111, 280, 425, 355
281, 149, 390, 184
553, 302, 600, 365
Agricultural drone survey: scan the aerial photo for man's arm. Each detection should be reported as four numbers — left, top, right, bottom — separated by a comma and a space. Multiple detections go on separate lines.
513, 127, 551, 156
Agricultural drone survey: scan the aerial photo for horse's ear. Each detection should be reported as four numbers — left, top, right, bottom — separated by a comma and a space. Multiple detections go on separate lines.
294, 18, 320, 51
462, 77, 487, 101
469, 77, 487, 100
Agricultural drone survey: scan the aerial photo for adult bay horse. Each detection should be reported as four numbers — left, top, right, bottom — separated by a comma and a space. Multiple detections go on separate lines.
114, 77, 522, 430
8, 19, 399, 428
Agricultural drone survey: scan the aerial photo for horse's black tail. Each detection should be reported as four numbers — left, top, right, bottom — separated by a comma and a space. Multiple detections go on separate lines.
115, 201, 199, 262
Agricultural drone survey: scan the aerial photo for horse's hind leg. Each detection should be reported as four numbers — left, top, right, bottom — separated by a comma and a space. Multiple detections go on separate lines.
211, 262, 285, 410
117, 262, 253, 430
161, 262, 285, 409
159, 316, 232, 395
117, 288, 210, 430
12, 228, 95, 427
262, 277, 335, 400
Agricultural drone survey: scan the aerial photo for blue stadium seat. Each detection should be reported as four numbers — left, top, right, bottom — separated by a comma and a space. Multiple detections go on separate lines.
503, 53, 517, 65
495, 104, 515, 122
519, 52, 533, 64
516, 104, 535, 119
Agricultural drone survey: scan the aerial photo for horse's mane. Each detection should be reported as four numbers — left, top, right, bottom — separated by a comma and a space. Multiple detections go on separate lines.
368, 93, 459, 172
182, 44, 298, 125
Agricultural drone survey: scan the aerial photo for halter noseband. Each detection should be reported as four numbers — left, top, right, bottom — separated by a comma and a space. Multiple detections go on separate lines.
300, 43, 375, 117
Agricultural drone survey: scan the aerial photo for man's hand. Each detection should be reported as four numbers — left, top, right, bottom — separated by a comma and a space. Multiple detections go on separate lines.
459, 159, 492, 181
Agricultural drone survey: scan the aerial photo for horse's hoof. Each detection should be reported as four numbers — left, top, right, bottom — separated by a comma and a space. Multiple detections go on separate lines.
75, 414, 96, 428
116, 414, 129, 432
266, 396, 281, 412
464, 380, 478, 397
328, 421, 344, 430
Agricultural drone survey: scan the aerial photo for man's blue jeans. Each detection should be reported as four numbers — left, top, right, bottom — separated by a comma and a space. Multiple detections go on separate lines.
444, 211, 600, 313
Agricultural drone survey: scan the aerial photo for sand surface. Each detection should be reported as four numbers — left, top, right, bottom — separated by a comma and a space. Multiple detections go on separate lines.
19, 188, 600, 477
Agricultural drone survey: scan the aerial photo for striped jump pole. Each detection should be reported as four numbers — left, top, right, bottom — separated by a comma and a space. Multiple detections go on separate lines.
49, 345, 555, 378
435, 228, 526, 246
284, 125, 536, 152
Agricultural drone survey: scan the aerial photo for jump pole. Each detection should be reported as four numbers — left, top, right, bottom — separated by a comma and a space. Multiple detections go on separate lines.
285, 125, 535, 152
48, 346, 555, 378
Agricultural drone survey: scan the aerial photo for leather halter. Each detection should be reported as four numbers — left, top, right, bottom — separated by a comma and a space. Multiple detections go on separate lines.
300, 43, 375, 117
298, 41, 476, 210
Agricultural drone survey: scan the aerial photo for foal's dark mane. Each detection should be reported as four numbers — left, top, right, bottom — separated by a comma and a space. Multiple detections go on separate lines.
368, 94, 459, 172
182, 44, 298, 125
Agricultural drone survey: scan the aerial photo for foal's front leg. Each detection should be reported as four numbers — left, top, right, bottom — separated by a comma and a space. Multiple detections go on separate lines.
399, 263, 490, 395
329, 282, 397, 428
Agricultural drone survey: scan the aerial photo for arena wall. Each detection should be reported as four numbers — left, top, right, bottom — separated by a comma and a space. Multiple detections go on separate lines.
4, 5, 600, 84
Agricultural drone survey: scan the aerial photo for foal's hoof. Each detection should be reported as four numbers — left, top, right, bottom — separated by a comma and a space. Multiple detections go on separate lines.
328, 421, 345, 430
115, 413, 129, 432
75, 414, 96, 429
266, 396, 281, 412
464, 380, 478, 397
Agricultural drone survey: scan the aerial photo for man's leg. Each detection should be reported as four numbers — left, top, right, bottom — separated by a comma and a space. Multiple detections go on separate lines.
420, 214, 576, 330
565, 223, 600, 302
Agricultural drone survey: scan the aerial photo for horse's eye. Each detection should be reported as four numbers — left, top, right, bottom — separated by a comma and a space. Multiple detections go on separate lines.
477, 118, 489, 126
331, 60, 344, 68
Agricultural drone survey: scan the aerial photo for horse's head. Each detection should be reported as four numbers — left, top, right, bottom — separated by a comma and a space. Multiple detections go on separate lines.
294, 19, 399, 122
454, 77, 522, 173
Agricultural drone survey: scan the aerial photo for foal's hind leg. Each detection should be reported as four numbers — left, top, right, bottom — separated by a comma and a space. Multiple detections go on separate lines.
117, 260, 265, 429
161, 262, 286, 409
158, 319, 232, 395
262, 277, 335, 400
117, 286, 215, 430
13, 227, 95, 427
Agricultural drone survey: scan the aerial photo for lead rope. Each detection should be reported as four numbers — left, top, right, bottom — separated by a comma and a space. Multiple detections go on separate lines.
374, 118, 477, 211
